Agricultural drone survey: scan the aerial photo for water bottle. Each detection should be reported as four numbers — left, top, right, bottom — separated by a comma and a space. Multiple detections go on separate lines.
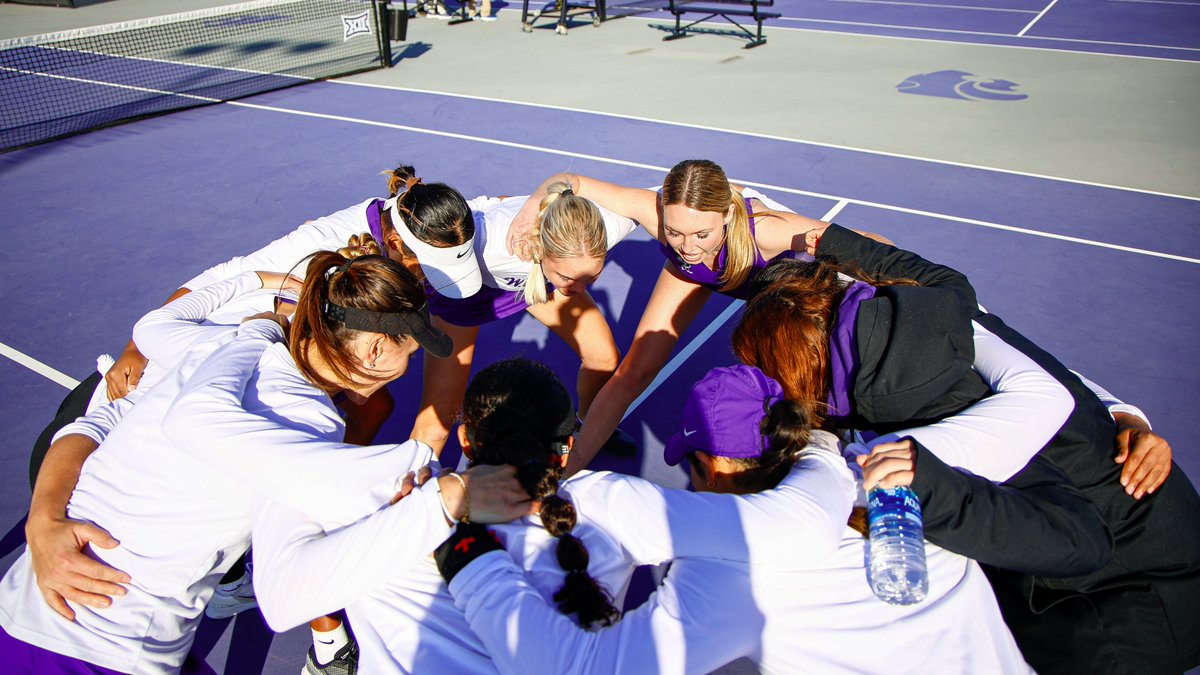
866, 485, 929, 605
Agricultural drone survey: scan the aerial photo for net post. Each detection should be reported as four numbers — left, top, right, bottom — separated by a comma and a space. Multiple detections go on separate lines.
376, 0, 394, 67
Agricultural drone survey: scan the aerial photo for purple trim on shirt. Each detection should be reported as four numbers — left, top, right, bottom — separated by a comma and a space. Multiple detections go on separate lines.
427, 283, 549, 327
825, 281, 877, 427
366, 199, 386, 250
657, 198, 802, 300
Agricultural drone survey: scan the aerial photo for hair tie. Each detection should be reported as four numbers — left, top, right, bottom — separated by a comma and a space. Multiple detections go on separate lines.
324, 255, 362, 282
560, 187, 573, 197
404, 176, 423, 192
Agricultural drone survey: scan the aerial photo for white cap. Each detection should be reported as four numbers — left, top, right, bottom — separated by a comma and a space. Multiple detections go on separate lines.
387, 196, 482, 299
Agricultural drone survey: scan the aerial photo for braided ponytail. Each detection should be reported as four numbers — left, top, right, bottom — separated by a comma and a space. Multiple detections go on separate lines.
463, 358, 621, 628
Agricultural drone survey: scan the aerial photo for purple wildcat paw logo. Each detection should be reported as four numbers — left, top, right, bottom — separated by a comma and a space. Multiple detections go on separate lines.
897, 70, 1028, 101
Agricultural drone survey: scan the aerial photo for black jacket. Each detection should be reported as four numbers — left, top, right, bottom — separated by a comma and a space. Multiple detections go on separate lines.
817, 225, 1200, 673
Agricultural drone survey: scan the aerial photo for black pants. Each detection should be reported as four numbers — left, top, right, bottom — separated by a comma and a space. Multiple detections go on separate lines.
29, 372, 103, 490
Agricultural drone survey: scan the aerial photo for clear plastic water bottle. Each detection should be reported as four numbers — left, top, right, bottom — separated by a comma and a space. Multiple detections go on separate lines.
866, 485, 929, 605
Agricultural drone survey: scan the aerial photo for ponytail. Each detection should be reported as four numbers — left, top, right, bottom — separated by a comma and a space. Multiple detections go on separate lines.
512, 440, 621, 629
523, 182, 607, 305
289, 251, 424, 392
719, 187, 757, 292
380, 163, 474, 248
728, 398, 814, 493
462, 358, 619, 628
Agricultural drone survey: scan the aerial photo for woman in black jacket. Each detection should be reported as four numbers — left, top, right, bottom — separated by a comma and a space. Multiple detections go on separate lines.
735, 225, 1200, 674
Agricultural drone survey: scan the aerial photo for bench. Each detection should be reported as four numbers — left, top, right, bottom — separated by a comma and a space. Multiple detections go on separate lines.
656, 0, 780, 48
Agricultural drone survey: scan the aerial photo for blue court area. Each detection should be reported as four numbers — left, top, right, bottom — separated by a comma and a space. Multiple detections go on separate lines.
0, 37, 1198, 673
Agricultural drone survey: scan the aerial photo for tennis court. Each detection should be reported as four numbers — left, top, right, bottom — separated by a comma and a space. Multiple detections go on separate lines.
0, 0, 1197, 671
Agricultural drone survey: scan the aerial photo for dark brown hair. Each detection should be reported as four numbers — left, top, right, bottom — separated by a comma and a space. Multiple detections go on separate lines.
288, 251, 426, 393
383, 164, 473, 247
461, 358, 621, 629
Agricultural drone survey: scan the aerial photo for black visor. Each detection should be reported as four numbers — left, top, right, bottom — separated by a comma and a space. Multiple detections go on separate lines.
324, 300, 453, 358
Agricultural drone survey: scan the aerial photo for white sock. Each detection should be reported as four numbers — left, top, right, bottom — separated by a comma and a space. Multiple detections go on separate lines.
311, 622, 349, 665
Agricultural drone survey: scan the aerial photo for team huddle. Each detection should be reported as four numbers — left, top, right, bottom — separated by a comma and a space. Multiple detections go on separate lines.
2, 159, 1198, 674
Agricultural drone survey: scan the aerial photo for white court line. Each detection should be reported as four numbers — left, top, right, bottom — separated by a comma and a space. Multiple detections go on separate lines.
340, 82, 1200, 204
1019, 0, 1060, 36
823, 0, 1037, 13
0, 342, 80, 390
227, 100, 1200, 265
623, 200, 851, 418
765, 15, 1200, 53
1111, 0, 1200, 5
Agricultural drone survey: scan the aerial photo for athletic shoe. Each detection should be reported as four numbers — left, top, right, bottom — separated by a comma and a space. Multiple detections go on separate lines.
601, 427, 639, 457
479, 13, 498, 20
204, 568, 257, 620
303, 639, 359, 675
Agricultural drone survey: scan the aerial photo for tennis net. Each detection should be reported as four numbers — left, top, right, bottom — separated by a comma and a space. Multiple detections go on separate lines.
1, 0, 387, 152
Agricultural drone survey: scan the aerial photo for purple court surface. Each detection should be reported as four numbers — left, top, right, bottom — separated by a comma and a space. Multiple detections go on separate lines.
0, 0, 1197, 672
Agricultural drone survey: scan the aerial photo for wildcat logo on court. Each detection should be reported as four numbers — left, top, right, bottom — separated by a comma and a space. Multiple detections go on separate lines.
342, 10, 373, 40
897, 70, 1028, 102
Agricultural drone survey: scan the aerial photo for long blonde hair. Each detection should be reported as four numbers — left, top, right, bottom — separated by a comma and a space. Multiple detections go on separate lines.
661, 159, 777, 292
523, 182, 607, 305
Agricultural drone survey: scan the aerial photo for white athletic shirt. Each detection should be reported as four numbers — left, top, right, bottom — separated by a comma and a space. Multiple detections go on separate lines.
448, 431, 1033, 675
0, 274, 447, 674
180, 195, 639, 295
466, 196, 639, 291
252, 471, 640, 674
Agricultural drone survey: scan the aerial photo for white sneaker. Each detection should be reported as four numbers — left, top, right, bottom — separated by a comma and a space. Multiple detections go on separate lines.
205, 568, 257, 619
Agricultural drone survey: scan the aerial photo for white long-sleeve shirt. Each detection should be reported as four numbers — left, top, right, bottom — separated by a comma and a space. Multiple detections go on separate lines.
447, 432, 1031, 675
248, 408, 858, 674
0, 274, 444, 674
180, 195, 640, 294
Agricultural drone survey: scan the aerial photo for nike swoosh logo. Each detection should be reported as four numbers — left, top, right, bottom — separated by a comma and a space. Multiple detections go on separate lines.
683, 428, 698, 437
317, 639, 336, 645
456, 249, 470, 259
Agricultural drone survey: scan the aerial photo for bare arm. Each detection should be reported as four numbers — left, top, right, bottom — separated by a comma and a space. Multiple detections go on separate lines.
566, 264, 712, 474
507, 173, 661, 258
409, 319, 480, 454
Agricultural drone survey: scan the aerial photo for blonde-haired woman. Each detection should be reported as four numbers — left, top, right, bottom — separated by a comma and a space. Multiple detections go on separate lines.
505, 159, 885, 471
410, 183, 646, 457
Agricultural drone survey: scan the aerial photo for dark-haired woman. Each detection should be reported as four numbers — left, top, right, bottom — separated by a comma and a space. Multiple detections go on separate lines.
735, 224, 1200, 674
435, 365, 1032, 674
248, 357, 635, 673
0, 254, 530, 674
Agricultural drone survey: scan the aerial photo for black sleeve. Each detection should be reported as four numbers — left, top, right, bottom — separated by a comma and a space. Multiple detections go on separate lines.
816, 224, 978, 315
907, 437, 1114, 577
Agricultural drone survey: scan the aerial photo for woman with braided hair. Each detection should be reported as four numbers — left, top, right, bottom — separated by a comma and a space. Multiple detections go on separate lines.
435, 365, 1032, 674
247, 357, 634, 673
